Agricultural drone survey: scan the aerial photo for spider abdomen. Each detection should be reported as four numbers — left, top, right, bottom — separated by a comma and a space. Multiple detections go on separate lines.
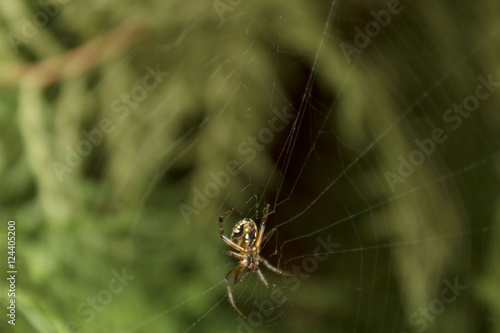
231, 218, 258, 249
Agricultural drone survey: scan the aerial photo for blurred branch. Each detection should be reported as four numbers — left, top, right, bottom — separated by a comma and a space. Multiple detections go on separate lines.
0, 21, 148, 88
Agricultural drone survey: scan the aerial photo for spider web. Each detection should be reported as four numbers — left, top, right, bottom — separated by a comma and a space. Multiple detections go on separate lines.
114, 1, 500, 333
15, 0, 496, 332
176, 1, 500, 333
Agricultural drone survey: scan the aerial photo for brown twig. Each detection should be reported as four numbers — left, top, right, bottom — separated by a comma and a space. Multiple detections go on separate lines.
1, 22, 148, 88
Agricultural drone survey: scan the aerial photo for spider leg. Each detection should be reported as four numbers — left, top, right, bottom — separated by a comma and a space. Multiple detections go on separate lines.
219, 207, 235, 238
219, 207, 245, 252
256, 268, 276, 297
219, 207, 235, 221
225, 266, 247, 319
221, 236, 245, 252
255, 204, 270, 248
262, 204, 270, 224
235, 268, 253, 284
226, 250, 245, 260
261, 227, 276, 244
261, 258, 297, 277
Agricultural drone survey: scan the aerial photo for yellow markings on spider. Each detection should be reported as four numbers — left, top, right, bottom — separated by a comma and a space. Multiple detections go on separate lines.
231, 218, 257, 248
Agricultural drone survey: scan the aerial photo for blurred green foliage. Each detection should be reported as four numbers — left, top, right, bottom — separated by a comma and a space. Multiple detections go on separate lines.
0, 1, 499, 332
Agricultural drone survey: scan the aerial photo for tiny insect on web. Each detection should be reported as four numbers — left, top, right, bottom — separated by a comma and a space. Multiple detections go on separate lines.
219, 204, 295, 319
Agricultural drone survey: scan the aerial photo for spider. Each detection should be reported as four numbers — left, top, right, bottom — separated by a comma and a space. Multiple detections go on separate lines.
219, 204, 293, 319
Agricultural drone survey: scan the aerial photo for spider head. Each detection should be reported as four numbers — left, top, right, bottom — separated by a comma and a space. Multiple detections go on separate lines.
231, 218, 258, 249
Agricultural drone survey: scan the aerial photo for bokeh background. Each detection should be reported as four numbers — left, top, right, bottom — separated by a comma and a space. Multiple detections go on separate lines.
0, 0, 499, 332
